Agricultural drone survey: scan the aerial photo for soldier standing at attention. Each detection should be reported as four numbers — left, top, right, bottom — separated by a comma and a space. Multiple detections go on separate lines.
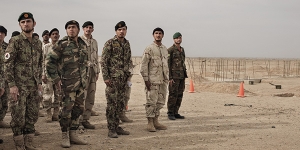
4, 12, 43, 149
79, 21, 100, 129
101, 21, 132, 138
42, 30, 50, 46
42, 28, 60, 123
46, 20, 88, 148
140, 27, 169, 132
167, 32, 187, 120
0, 25, 10, 128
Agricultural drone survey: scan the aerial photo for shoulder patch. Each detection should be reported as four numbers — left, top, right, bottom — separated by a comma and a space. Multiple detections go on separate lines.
5, 53, 10, 59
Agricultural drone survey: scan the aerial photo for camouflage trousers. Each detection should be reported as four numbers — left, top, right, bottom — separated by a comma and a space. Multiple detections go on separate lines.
10, 87, 40, 136
105, 77, 126, 130
124, 84, 131, 110
167, 79, 185, 114
42, 81, 60, 109
59, 87, 85, 132
82, 69, 97, 121
145, 83, 167, 118
0, 88, 8, 121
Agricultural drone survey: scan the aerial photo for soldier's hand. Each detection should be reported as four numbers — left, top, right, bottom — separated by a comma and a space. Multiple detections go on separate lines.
169, 79, 175, 87
104, 79, 112, 87
0, 88, 4, 97
10, 86, 19, 101
56, 80, 62, 92
42, 75, 47, 83
145, 81, 151, 91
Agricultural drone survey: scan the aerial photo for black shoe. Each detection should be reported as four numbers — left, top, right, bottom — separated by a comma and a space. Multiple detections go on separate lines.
174, 114, 185, 119
168, 114, 176, 120
0, 139, 3, 144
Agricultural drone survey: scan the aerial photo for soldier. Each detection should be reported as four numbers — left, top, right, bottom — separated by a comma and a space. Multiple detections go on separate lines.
167, 32, 187, 120
0, 25, 10, 128
122, 70, 133, 123
42, 28, 61, 123
79, 21, 100, 129
4, 12, 43, 149
46, 20, 88, 148
140, 27, 169, 132
11, 31, 20, 37
32, 33, 39, 40
101, 21, 132, 138
42, 30, 50, 45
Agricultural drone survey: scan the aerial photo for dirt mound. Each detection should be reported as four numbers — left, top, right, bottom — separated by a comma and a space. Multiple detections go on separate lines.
196, 82, 241, 94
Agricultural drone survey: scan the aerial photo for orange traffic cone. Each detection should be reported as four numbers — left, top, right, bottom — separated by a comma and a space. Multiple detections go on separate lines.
237, 82, 245, 97
189, 79, 195, 93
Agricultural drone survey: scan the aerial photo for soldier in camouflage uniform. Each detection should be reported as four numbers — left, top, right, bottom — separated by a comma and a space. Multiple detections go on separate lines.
4, 12, 43, 149
42, 28, 61, 123
167, 32, 187, 120
0, 25, 10, 128
101, 21, 132, 138
140, 27, 169, 132
46, 20, 88, 148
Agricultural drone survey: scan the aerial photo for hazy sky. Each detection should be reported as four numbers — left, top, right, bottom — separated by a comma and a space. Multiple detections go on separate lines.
1, 0, 300, 58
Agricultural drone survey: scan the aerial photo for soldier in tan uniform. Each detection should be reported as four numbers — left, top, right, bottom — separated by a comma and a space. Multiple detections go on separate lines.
42, 30, 50, 46
42, 28, 61, 123
140, 27, 169, 132
79, 21, 100, 129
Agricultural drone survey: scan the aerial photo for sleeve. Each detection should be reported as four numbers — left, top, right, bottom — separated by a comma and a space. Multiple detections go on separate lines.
168, 47, 173, 80
42, 44, 47, 76
4, 38, 17, 88
38, 42, 43, 84
95, 40, 100, 74
46, 42, 61, 83
140, 46, 151, 81
100, 40, 111, 81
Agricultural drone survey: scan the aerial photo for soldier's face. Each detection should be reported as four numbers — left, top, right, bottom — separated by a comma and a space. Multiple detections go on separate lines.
174, 36, 182, 44
50, 31, 60, 42
83, 25, 94, 35
19, 19, 35, 33
116, 27, 127, 39
153, 31, 164, 42
66, 25, 79, 38
0, 32, 5, 42
43, 34, 49, 41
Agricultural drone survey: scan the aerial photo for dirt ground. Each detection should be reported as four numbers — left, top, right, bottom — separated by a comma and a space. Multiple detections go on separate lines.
1, 58, 300, 150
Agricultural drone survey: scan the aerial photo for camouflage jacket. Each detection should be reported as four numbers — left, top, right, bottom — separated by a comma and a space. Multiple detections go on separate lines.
42, 42, 54, 76
4, 32, 43, 88
80, 35, 100, 75
100, 36, 132, 81
140, 42, 169, 84
46, 36, 88, 92
168, 44, 188, 79
0, 41, 8, 88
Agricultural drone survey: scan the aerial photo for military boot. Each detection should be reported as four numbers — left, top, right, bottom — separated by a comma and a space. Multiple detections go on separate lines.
13, 135, 25, 150
45, 108, 52, 123
153, 116, 167, 130
82, 120, 95, 129
69, 130, 87, 145
52, 107, 59, 121
38, 111, 45, 117
147, 117, 156, 132
0, 121, 10, 128
119, 111, 133, 123
108, 130, 118, 138
24, 133, 39, 150
116, 127, 130, 135
91, 110, 99, 116
61, 132, 70, 148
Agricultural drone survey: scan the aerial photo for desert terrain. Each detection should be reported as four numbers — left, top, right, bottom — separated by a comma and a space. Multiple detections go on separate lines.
1, 57, 300, 150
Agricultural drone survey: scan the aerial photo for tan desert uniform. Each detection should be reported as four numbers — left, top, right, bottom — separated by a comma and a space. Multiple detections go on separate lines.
140, 42, 169, 117
80, 35, 100, 121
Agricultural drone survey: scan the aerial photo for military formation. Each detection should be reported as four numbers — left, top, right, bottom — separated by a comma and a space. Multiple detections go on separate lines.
0, 12, 187, 149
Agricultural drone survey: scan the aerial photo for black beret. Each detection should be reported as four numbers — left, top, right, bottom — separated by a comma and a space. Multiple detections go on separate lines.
65, 20, 80, 29
18, 12, 34, 22
32, 33, 39, 38
0, 25, 7, 36
11, 31, 20, 37
115, 21, 127, 31
82, 21, 93, 28
42, 30, 49, 37
49, 28, 59, 36
152, 27, 164, 35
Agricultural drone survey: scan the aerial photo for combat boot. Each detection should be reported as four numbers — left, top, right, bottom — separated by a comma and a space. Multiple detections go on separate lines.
45, 108, 52, 123
153, 116, 167, 130
61, 132, 70, 148
147, 117, 156, 132
82, 120, 95, 129
69, 130, 87, 145
108, 130, 118, 138
91, 110, 99, 116
116, 126, 130, 135
24, 133, 39, 150
38, 111, 45, 117
52, 107, 59, 121
0, 121, 10, 128
13, 135, 25, 150
119, 112, 133, 123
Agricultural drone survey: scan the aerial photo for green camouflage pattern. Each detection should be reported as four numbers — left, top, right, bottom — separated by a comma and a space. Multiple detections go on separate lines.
167, 44, 187, 79
167, 79, 185, 114
0, 41, 8, 88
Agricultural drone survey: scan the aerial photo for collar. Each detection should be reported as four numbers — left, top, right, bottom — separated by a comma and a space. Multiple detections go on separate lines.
81, 34, 93, 40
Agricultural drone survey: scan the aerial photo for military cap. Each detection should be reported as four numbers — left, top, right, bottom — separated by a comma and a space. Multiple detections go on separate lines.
42, 30, 49, 37
115, 21, 127, 31
18, 12, 34, 22
82, 21, 94, 28
173, 32, 182, 39
65, 20, 79, 29
0, 25, 7, 36
152, 27, 164, 35
32, 33, 39, 38
49, 28, 59, 36
11, 31, 20, 37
